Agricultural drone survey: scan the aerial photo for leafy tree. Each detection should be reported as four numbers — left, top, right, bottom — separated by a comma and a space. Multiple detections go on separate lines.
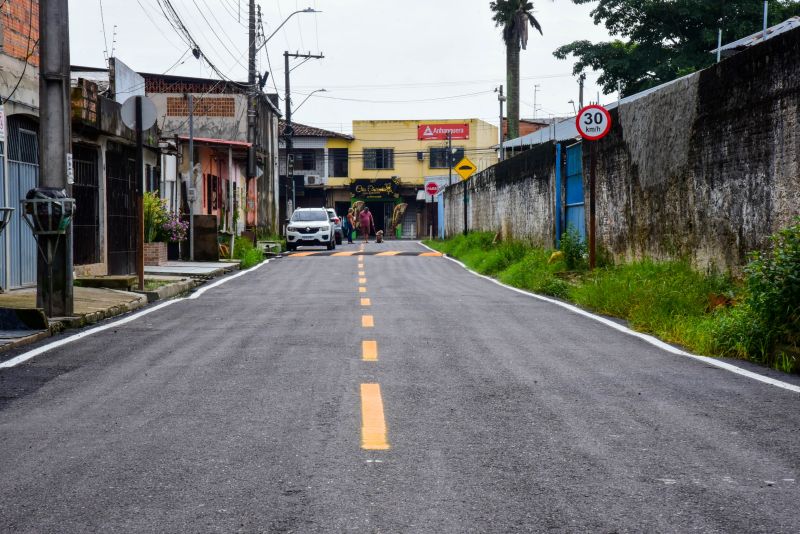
490, 0, 543, 140
554, 0, 800, 96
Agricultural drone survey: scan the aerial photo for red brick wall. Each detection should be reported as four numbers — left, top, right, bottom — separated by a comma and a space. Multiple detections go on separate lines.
166, 96, 236, 117
143, 242, 167, 266
1, 0, 40, 66
145, 77, 246, 95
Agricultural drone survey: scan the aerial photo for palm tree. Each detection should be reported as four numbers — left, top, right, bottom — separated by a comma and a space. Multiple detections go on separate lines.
490, 0, 542, 141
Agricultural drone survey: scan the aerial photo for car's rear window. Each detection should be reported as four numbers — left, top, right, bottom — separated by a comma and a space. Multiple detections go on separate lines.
292, 210, 328, 222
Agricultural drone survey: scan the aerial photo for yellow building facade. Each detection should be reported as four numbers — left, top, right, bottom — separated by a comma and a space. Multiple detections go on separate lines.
325, 118, 498, 237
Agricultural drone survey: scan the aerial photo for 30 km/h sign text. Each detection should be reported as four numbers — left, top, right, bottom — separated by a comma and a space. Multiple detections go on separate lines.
576, 104, 612, 141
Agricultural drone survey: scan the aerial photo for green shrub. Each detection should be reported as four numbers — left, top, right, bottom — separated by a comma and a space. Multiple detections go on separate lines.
143, 192, 168, 243
745, 217, 800, 352
560, 225, 586, 270
234, 236, 264, 269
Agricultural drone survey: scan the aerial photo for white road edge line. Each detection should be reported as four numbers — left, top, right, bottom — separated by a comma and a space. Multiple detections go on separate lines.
418, 241, 800, 394
0, 260, 271, 370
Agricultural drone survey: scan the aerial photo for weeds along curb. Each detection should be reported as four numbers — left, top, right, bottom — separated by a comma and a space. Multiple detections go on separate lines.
417, 241, 800, 394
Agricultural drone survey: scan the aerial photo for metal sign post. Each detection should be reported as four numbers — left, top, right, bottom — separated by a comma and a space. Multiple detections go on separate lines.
576, 104, 612, 270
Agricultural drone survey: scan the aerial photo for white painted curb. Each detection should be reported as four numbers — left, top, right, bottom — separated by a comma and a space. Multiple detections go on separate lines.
0, 260, 271, 370
418, 241, 800, 394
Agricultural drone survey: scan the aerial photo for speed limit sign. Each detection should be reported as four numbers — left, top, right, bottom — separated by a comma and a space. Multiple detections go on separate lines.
576, 104, 612, 141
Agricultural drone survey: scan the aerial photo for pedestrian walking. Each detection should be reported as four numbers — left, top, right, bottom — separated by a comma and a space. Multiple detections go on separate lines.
345, 208, 355, 244
359, 206, 374, 243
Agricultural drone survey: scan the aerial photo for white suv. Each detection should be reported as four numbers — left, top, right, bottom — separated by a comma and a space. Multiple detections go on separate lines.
286, 208, 336, 251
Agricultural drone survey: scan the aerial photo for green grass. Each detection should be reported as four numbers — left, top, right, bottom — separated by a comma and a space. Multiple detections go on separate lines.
143, 279, 174, 291
423, 233, 800, 373
234, 236, 265, 269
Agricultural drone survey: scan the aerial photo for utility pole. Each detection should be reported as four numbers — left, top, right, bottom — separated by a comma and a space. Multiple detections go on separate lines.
496, 85, 506, 161
283, 50, 324, 214
763, 1, 769, 38
38, 0, 73, 316
533, 84, 540, 119
188, 94, 195, 261
247, 0, 257, 199
578, 73, 586, 110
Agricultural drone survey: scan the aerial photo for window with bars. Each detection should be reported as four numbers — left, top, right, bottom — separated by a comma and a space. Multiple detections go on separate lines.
294, 149, 317, 171
429, 147, 464, 169
329, 148, 348, 177
363, 148, 394, 170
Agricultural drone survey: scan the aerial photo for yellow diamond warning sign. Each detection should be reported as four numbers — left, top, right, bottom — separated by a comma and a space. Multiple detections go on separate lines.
454, 157, 477, 181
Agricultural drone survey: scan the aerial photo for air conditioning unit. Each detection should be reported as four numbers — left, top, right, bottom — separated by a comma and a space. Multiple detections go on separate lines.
305, 174, 321, 186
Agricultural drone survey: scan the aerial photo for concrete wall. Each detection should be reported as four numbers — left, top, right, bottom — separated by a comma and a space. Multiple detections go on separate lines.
590, 26, 800, 270
148, 92, 248, 142
444, 27, 800, 271
445, 142, 556, 246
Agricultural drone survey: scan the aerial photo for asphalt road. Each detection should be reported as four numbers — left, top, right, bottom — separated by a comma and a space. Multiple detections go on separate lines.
1, 240, 799, 533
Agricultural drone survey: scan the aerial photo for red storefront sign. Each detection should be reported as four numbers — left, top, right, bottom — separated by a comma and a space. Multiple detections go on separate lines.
417, 123, 470, 140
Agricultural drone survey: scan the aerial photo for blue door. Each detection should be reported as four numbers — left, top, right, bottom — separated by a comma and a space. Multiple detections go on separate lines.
437, 193, 445, 239
6, 116, 39, 289
565, 143, 585, 242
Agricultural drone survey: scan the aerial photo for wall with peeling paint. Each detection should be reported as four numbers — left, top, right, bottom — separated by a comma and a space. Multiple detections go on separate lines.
445, 142, 556, 246
444, 27, 800, 272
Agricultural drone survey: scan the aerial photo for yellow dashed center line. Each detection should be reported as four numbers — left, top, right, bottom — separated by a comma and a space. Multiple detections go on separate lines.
362, 315, 374, 328
362, 340, 378, 361
359, 287, 367, 293
360, 383, 390, 450
358, 270, 365, 276
361, 298, 371, 306
359, 277, 367, 285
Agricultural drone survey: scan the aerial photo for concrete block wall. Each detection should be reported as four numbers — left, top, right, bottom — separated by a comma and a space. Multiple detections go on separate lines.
445, 142, 556, 247
590, 26, 800, 270
444, 27, 800, 272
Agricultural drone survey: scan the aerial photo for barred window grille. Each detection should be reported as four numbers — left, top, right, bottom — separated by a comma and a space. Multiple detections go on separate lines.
363, 148, 393, 170
429, 147, 464, 169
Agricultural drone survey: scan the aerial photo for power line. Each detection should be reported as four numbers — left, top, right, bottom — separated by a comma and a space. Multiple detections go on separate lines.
154, 0, 254, 87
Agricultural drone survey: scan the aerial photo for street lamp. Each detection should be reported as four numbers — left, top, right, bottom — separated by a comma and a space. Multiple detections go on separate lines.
255, 8, 320, 53
293, 88, 327, 115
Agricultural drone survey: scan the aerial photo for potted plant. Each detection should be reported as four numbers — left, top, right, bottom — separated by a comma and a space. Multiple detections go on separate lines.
143, 192, 168, 266
163, 210, 189, 260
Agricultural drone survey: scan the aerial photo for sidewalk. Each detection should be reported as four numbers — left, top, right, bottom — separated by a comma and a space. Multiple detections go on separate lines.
0, 286, 147, 352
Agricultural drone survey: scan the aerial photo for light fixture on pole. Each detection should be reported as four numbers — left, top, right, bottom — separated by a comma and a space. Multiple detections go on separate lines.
255, 8, 320, 54
293, 88, 327, 115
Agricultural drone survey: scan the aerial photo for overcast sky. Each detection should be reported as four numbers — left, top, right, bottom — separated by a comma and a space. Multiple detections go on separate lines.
69, 0, 613, 133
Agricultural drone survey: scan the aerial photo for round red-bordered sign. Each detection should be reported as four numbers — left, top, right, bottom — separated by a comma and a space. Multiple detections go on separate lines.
576, 104, 612, 141
425, 182, 440, 196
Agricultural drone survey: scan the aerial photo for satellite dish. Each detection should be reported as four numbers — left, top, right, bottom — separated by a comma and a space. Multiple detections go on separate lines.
121, 96, 157, 130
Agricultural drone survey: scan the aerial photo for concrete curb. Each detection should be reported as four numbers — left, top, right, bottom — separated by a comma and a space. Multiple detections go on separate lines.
133, 279, 198, 303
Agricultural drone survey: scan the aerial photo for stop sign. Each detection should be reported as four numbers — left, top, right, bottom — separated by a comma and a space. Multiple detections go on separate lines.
425, 182, 439, 196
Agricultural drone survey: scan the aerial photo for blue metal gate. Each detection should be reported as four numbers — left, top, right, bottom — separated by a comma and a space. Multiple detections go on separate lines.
5, 116, 39, 289
565, 143, 586, 242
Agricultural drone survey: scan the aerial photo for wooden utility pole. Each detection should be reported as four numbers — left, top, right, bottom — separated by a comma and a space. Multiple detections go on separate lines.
38, 0, 73, 316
